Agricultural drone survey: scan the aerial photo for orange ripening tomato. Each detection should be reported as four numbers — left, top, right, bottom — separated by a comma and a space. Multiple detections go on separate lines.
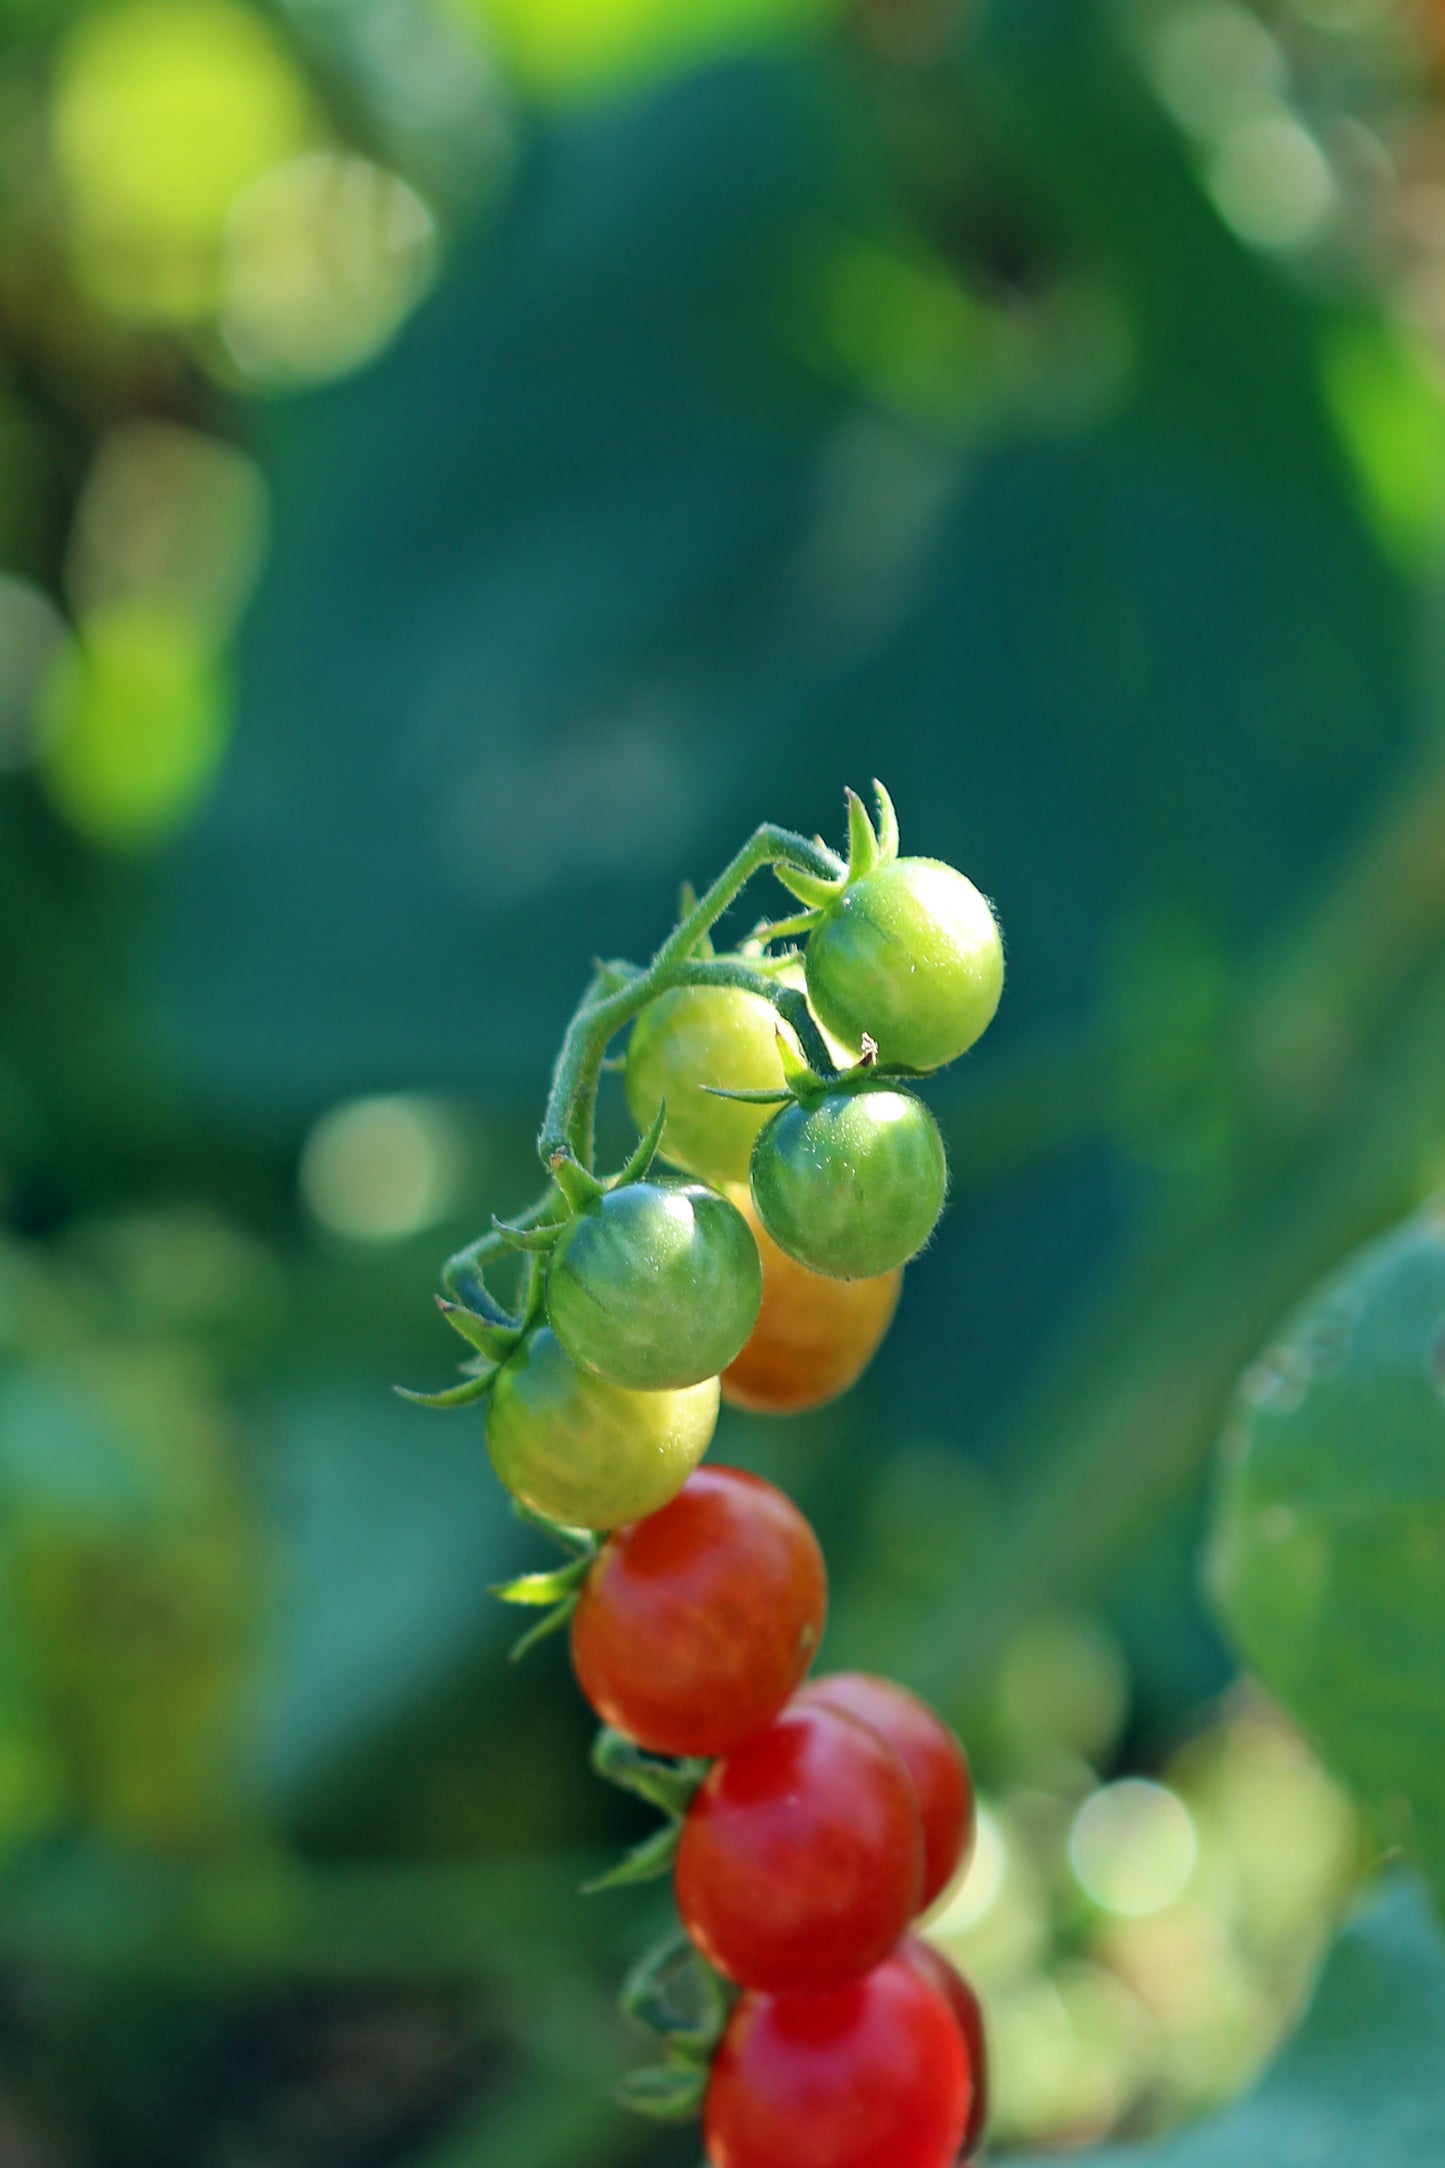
720, 1185, 901, 1415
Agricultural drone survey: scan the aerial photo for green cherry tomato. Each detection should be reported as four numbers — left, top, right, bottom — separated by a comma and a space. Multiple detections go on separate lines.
624, 984, 792, 1185
486, 1328, 719, 1530
805, 859, 1003, 1073
546, 1178, 762, 1390
750, 1088, 946, 1280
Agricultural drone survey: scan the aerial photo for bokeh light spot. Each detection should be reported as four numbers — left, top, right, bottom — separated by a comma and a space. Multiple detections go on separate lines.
1209, 110, 1337, 251
1070, 1779, 1199, 1917
299, 1096, 477, 1243
52, 0, 314, 323
221, 154, 436, 385
66, 423, 269, 637
36, 606, 230, 849
0, 577, 70, 773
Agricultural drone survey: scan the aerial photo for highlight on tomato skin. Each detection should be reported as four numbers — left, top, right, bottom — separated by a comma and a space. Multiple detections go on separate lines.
703, 1949, 972, 2168
569, 1465, 826, 1759
719, 1183, 901, 1414
675, 1701, 925, 1993
795, 1670, 975, 1908
898, 1935, 989, 2160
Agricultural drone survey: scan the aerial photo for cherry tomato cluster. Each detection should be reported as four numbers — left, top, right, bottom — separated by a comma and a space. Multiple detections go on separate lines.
415, 786, 1004, 2166
575, 1466, 989, 2167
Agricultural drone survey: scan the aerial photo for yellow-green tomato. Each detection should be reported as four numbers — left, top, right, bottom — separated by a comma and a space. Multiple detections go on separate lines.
750, 1088, 947, 1280
546, 1178, 762, 1390
805, 859, 1003, 1072
486, 1328, 719, 1530
625, 984, 792, 1184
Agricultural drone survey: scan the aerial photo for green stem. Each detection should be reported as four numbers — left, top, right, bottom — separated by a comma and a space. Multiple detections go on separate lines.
537, 824, 843, 1169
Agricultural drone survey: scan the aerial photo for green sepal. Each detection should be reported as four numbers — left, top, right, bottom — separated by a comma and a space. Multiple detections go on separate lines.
613, 1099, 667, 1188
436, 1297, 522, 1361
622, 1933, 731, 2058
490, 1215, 563, 1254
511, 1499, 596, 1556
506, 1594, 578, 1663
749, 910, 823, 946
490, 1555, 592, 1607
872, 777, 899, 861
592, 1726, 708, 1820
773, 862, 842, 913
775, 1028, 826, 1098
615, 2058, 708, 2123
701, 1085, 792, 1105
393, 1367, 498, 1410
844, 786, 880, 881
580, 1820, 680, 1895
548, 1149, 606, 1212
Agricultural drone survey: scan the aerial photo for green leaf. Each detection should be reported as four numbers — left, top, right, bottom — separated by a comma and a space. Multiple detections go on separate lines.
613, 1098, 667, 1187
579, 1819, 680, 1895
844, 786, 880, 881
489, 1558, 590, 1607
1207, 1203, 1445, 1905
1008, 1879, 1445, 2168
621, 1931, 730, 2054
872, 778, 899, 862
614, 2057, 707, 2123
506, 1595, 578, 1663
393, 1370, 496, 1410
591, 1726, 707, 1819
435, 1299, 521, 1360
773, 862, 841, 913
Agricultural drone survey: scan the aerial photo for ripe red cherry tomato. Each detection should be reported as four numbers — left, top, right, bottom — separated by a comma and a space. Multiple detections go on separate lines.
719, 1185, 901, 1415
898, 1936, 989, 2159
704, 1950, 971, 2168
569, 1466, 826, 1759
675, 1702, 923, 1992
796, 1672, 973, 1908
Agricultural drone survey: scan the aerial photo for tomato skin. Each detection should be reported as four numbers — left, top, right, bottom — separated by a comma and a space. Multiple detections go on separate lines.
898, 1937, 989, 2159
546, 1178, 761, 1390
625, 984, 793, 1185
796, 1672, 974, 1908
806, 858, 1003, 1073
570, 1466, 825, 1757
749, 1088, 946, 1280
485, 1328, 718, 1531
675, 1702, 923, 1992
703, 1952, 971, 2168
720, 1185, 900, 1414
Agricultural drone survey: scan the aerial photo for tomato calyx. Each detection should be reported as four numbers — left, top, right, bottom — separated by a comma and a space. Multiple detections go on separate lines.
617, 1932, 735, 2123
489, 1499, 599, 1661
581, 1725, 711, 1894
771, 779, 900, 916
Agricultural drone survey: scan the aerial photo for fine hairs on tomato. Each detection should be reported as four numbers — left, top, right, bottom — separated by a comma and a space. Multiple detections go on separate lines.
796, 1672, 975, 1908
704, 1951, 972, 2168
898, 1936, 989, 2159
675, 1701, 924, 1992
570, 1466, 826, 1759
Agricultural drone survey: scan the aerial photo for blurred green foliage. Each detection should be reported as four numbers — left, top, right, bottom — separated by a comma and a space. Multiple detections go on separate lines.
1, 0, 1443, 2159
